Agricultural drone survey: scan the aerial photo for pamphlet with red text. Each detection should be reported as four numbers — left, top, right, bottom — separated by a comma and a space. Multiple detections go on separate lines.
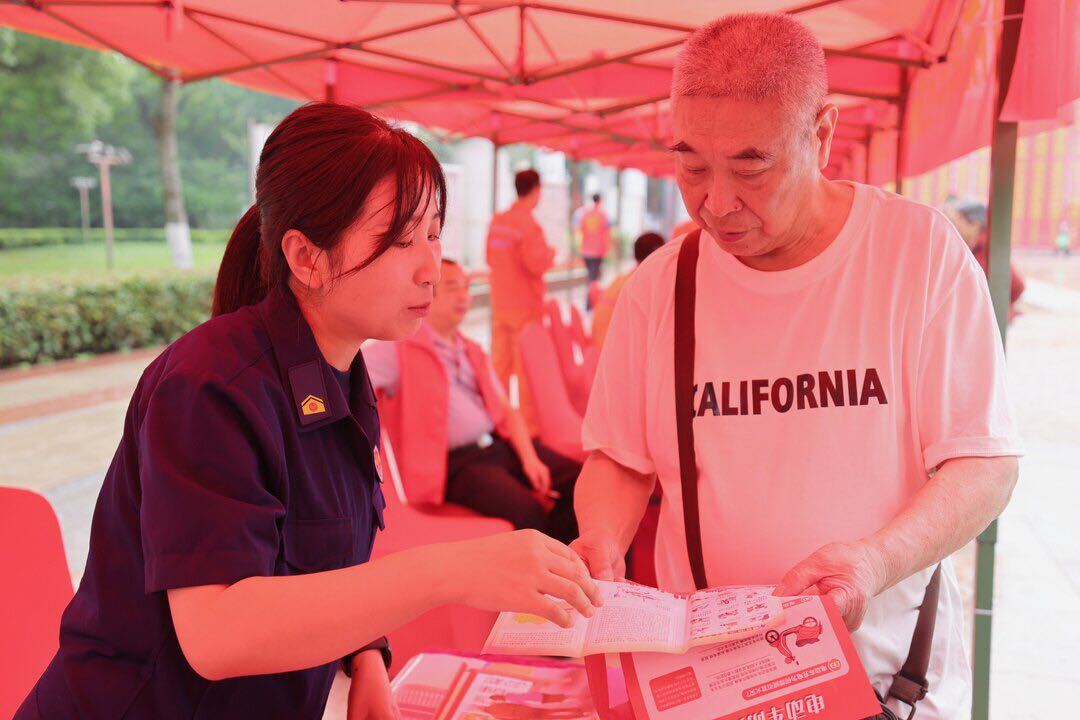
618, 595, 882, 720
391, 650, 616, 720
484, 581, 784, 657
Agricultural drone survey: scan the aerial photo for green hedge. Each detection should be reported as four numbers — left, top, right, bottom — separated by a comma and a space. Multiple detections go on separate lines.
0, 227, 229, 250
0, 275, 215, 367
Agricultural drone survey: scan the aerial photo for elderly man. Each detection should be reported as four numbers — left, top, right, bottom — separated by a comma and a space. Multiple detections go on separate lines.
572, 14, 1020, 719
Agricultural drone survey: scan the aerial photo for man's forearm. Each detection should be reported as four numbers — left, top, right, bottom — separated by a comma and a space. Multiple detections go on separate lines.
867, 455, 1018, 591
575, 451, 656, 551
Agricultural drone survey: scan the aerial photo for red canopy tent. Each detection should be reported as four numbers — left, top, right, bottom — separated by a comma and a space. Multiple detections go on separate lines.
1, 3, 1076, 719
2, 0, 1074, 181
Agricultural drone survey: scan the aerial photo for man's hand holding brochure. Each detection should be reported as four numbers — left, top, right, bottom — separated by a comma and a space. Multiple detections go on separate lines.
484, 581, 883, 720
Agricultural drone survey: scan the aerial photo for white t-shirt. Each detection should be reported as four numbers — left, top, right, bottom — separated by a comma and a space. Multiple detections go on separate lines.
582, 182, 1022, 718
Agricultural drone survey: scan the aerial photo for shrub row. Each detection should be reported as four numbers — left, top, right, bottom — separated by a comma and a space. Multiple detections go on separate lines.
0, 227, 229, 250
0, 275, 215, 367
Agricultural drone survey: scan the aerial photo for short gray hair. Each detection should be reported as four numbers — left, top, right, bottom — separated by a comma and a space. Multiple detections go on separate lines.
672, 13, 828, 124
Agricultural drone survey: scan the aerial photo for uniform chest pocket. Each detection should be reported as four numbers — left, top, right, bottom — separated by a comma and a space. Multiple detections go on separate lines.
282, 516, 354, 573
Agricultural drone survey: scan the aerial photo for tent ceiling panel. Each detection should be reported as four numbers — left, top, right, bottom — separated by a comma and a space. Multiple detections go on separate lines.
3, 0, 1073, 178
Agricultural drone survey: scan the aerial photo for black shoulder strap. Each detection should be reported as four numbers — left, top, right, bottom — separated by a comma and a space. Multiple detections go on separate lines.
886, 564, 941, 717
673, 229, 707, 591
672, 227, 941, 716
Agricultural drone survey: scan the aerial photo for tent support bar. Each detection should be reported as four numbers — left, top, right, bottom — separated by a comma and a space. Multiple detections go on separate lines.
454, 5, 519, 82
183, 11, 314, 99
491, 141, 500, 215
973, 2, 1024, 719
894, 70, 910, 194
29, 4, 170, 78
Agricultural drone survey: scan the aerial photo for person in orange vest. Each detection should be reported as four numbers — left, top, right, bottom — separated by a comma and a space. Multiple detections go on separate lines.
591, 232, 666, 348
486, 169, 555, 433
578, 194, 612, 300
365, 259, 580, 542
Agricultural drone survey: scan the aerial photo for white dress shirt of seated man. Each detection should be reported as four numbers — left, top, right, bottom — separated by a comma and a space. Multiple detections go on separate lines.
571, 13, 1021, 720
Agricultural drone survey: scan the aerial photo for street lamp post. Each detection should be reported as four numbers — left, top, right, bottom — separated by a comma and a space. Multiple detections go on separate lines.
69, 176, 97, 245
76, 141, 131, 271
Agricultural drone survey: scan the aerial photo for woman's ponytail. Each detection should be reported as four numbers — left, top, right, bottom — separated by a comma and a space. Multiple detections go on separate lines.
212, 205, 266, 317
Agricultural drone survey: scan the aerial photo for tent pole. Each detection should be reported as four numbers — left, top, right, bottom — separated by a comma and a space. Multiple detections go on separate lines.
863, 133, 873, 185
894, 70, 910, 194
569, 157, 581, 305
324, 58, 337, 102
973, 2, 1024, 719
491, 140, 500, 214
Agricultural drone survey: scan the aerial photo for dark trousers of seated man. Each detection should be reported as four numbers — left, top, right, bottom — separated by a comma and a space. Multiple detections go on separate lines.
446, 436, 580, 544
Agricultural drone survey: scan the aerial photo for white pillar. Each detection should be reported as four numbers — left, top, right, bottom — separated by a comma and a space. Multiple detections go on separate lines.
619, 168, 648, 241
454, 138, 497, 267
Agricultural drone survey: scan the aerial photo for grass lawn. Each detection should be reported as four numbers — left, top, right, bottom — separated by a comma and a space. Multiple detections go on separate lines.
0, 241, 226, 288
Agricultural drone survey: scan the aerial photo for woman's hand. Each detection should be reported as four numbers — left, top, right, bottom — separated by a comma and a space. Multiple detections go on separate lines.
347, 649, 399, 720
440, 530, 602, 627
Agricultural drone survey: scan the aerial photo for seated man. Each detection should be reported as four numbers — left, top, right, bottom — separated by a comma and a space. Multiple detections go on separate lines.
364, 259, 580, 543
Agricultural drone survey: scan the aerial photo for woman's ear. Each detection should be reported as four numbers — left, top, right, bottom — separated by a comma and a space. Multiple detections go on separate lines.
281, 229, 329, 291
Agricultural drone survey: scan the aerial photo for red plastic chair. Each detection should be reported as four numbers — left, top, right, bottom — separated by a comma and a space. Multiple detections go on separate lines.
373, 430, 512, 674
567, 304, 590, 349
586, 282, 604, 315
0, 487, 74, 718
517, 323, 586, 461
542, 301, 598, 416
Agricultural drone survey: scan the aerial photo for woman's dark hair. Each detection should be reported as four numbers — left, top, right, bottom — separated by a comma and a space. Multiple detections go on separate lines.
213, 102, 446, 316
514, 169, 541, 198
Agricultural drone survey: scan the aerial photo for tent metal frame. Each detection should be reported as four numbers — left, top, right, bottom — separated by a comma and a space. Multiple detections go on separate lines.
5, 0, 959, 156
1, 3, 1036, 716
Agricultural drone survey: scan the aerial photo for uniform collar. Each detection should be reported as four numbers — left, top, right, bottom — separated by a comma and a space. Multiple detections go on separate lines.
258, 285, 376, 432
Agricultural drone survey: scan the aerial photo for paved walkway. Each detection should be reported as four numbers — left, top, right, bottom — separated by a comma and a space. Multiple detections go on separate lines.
1, 254, 1076, 718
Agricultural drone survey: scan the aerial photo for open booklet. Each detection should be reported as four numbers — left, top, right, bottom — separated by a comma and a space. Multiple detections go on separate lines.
483, 580, 784, 657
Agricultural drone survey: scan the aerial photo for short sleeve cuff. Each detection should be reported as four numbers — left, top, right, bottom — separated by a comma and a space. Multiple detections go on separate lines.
923, 436, 1024, 473
581, 435, 656, 476
145, 550, 274, 593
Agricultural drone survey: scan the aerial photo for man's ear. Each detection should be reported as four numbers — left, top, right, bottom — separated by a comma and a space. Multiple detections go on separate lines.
281, 229, 330, 290
814, 103, 839, 171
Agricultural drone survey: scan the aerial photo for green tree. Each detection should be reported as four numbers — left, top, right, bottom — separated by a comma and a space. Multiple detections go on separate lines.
0, 28, 296, 230
99, 71, 295, 229
0, 29, 135, 227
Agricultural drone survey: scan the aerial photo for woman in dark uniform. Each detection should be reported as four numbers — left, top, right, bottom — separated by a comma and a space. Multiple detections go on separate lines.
16, 103, 599, 720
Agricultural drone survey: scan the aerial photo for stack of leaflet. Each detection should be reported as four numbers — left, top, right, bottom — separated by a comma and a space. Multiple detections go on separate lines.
392, 650, 624, 720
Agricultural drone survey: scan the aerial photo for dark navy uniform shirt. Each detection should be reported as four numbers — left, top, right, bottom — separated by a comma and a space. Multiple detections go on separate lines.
17, 286, 387, 719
